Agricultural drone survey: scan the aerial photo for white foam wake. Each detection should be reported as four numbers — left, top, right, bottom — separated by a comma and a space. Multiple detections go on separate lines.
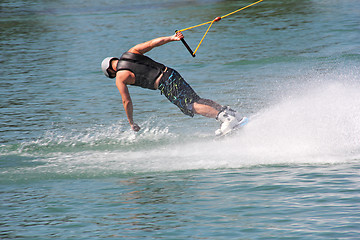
8, 78, 360, 177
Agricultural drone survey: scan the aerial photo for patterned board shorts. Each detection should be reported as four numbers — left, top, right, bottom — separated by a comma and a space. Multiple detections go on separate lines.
158, 68, 200, 117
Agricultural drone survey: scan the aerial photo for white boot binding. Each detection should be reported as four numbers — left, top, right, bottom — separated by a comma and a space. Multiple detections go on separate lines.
216, 109, 238, 136
221, 106, 243, 121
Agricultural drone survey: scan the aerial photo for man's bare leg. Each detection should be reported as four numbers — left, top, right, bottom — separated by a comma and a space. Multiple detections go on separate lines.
192, 98, 247, 136
192, 99, 222, 118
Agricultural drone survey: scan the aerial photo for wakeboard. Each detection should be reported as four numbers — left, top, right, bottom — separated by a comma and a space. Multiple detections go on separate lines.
215, 117, 249, 137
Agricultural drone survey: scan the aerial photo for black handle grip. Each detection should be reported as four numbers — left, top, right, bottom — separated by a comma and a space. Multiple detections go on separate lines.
175, 30, 196, 57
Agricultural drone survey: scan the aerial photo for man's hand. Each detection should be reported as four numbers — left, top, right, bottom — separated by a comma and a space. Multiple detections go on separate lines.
131, 123, 141, 132
173, 31, 184, 41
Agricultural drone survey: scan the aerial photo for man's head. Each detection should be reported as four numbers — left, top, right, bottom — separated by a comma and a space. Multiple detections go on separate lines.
101, 57, 119, 78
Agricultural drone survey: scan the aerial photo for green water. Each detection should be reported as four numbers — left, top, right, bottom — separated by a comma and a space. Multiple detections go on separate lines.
1, 0, 360, 239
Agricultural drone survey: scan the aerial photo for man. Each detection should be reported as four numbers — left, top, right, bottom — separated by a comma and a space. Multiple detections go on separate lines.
101, 31, 246, 135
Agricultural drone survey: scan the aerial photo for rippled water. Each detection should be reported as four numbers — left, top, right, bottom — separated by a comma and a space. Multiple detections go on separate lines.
1, 0, 360, 239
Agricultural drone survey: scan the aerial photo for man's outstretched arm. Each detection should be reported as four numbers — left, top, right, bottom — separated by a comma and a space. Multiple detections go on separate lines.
129, 32, 184, 55
116, 75, 140, 132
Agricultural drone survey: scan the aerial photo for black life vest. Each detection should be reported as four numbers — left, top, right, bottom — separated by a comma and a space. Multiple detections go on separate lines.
116, 52, 166, 90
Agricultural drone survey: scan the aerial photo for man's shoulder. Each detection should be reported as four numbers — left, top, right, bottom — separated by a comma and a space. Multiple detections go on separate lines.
116, 70, 135, 85
127, 49, 143, 55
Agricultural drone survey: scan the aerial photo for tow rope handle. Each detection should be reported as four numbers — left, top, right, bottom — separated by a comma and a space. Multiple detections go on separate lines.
175, 16, 221, 58
175, 0, 264, 57
175, 30, 196, 57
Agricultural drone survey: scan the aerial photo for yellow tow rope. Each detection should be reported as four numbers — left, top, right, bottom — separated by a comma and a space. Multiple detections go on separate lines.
176, 0, 264, 57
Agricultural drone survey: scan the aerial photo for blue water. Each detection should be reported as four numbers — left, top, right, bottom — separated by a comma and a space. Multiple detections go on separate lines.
1, 0, 360, 239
